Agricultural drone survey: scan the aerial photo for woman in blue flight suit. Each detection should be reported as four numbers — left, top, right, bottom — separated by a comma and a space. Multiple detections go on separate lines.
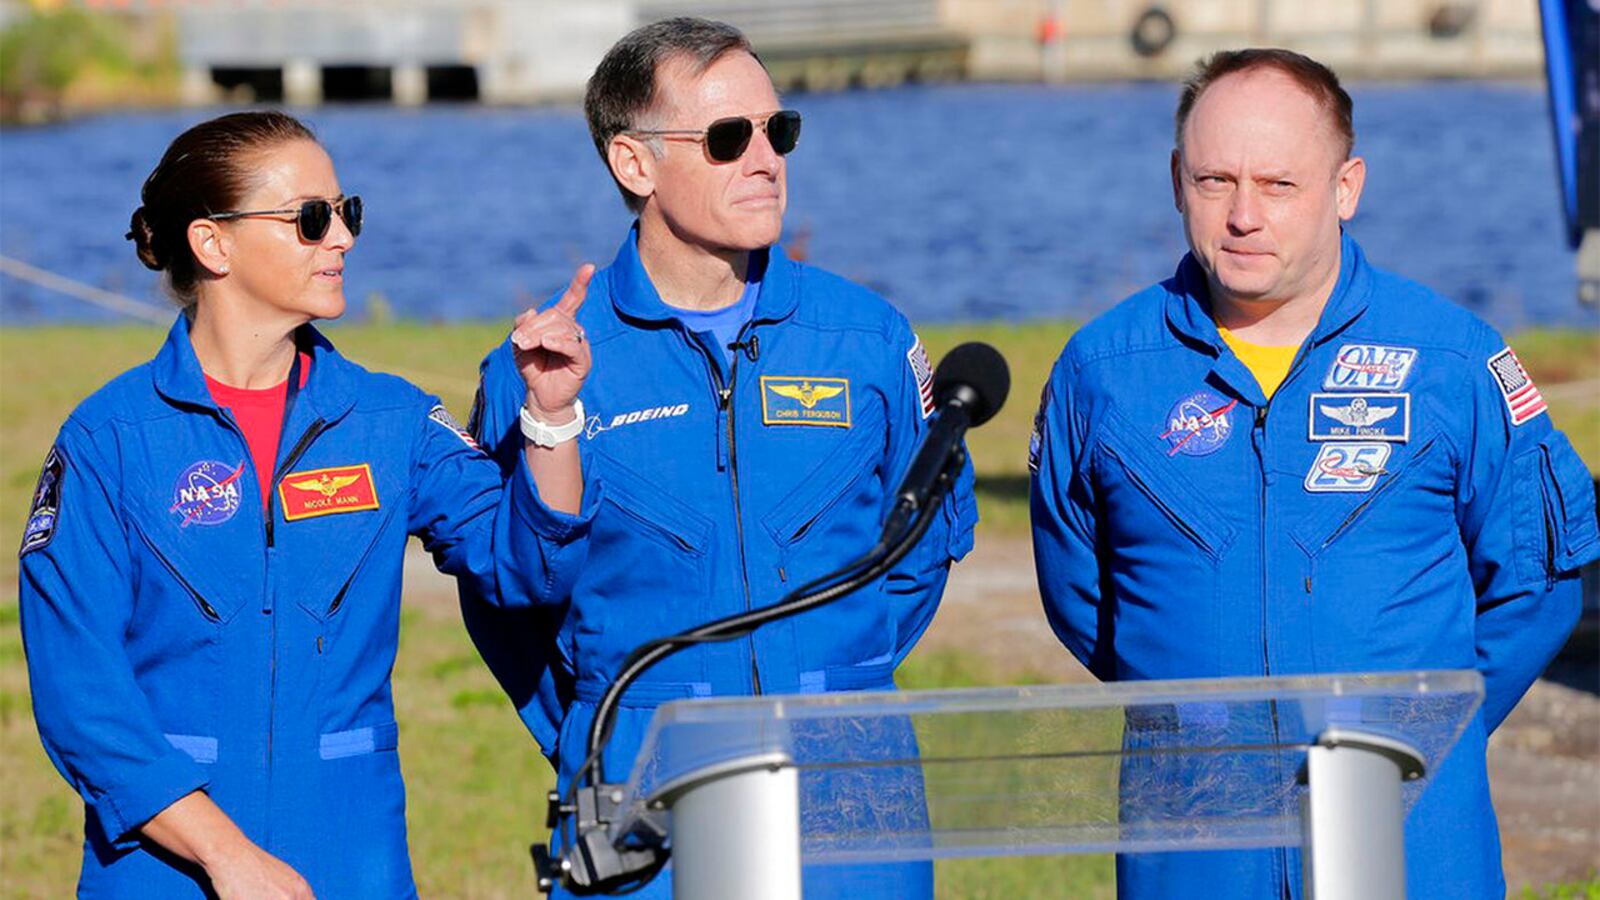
17, 112, 566, 898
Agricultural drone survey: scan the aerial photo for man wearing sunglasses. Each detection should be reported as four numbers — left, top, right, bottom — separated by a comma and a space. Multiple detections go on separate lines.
458, 17, 976, 899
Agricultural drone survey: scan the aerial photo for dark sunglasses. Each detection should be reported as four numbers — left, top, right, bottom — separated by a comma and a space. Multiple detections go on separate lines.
211, 195, 363, 242
629, 110, 802, 163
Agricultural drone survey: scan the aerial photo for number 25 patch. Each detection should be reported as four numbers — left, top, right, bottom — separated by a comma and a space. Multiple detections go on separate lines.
1304, 443, 1392, 493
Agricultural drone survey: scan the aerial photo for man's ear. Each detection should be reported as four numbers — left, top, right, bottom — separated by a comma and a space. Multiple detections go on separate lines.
1335, 155, 1366, 222
1170, 148, 1185, 214
609, 135, 659, 207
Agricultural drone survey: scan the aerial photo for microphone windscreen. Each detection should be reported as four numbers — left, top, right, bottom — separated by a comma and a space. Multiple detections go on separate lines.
932, 342, 1010, 426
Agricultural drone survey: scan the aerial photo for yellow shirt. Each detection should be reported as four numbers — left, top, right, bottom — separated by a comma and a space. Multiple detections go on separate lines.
1218, 327, 1299, 399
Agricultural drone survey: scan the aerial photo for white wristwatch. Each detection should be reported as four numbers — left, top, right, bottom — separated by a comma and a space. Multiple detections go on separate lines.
520, 399, 585, 448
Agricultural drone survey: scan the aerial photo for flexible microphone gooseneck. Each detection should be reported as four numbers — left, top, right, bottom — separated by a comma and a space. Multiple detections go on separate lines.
542, 343, 1011, 896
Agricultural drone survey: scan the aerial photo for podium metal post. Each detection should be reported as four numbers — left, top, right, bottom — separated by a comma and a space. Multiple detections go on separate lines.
1300, 728, 1426, 900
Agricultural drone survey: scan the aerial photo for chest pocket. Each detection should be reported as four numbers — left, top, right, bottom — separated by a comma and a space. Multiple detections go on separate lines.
1094, 408, 1236, 561
1290, 435, 1444, 558
126, 473, 255, 624
578, 450, 715, 634
760, 407, 885, 585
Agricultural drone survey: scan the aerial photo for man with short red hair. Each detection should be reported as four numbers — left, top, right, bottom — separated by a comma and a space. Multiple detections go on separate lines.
1031, 48, 1596, 898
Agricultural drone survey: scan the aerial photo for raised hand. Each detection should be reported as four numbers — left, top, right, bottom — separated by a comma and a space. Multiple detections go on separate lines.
514, 263, 595, 422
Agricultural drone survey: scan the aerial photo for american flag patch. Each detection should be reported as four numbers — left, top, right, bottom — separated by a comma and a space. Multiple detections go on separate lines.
1486, 347, 1546, 426
908, 336, 935, 418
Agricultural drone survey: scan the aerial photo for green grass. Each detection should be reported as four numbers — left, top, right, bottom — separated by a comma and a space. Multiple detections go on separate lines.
0, 321, 1593, 897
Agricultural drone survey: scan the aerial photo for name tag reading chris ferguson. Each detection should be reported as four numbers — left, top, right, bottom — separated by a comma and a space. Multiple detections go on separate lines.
760, 377, 852, 428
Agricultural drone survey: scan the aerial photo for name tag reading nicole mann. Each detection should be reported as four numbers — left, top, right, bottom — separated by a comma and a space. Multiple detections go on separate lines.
278, 464, 380, 521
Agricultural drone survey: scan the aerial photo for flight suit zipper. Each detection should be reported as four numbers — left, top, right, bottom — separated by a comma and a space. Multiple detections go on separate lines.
687, 325, 764, 694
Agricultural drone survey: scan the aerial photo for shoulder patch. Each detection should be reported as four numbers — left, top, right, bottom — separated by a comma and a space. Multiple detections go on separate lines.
1028, 381, 1053, 474
907, 335, 935, 419
466, 384, 485, 439
1485, 347, 1546, 426
20, 446, 65, 557
429, 404, 482, 451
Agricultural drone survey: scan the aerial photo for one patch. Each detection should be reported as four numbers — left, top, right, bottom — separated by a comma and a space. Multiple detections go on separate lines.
1486, 347, 1547, 426
584, 402, 691, 439
170, 460, 246, 527
428, 404, 480, 452
1308, 393, 1410, 442
1304, 443, 1393, 492
761, 377, 852, 428
907, 336, 935, 419
1323, 344, 1419, 391
20, 446, 65, 556
278, 464, 380, 521
1159, 389, 1238, 457
1028, 382, 1053, 474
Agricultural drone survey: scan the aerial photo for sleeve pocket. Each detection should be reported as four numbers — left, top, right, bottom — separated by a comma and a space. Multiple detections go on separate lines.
1516, 432, 1600, 582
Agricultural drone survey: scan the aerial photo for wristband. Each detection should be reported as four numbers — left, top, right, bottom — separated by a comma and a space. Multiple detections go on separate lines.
520, 398, 585, 448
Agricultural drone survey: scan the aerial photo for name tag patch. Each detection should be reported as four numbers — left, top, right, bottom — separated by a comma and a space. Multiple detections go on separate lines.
1304, 443, 1392, 493
761, 377, 851, 428
1323, 344, 1418, 391
1308, 393, 1410, 442
279, 464, 380, 521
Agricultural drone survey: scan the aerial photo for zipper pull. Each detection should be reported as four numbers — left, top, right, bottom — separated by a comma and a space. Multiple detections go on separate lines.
1255, 406, 1268, 429
719, 387, 732, 410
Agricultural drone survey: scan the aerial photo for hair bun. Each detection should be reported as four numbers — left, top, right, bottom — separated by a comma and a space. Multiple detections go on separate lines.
127, 207, 165, 271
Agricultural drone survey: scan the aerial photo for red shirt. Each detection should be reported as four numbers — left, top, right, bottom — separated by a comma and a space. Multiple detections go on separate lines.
205, 353, 311, 511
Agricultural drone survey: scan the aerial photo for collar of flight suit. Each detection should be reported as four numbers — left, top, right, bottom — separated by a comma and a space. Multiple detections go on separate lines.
1161, 229, 1376, 406
150, 314, 359, 426
604, 222, 802, 328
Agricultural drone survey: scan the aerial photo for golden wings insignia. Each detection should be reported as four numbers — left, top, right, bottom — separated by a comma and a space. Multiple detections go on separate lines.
288, 474, 362, 498
769, 380, 844, 409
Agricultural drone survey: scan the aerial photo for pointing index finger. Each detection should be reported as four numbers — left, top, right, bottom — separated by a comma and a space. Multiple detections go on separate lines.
554, 263, 596, 317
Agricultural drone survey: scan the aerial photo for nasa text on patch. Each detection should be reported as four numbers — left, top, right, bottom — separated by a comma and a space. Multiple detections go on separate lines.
20, 446, 65, 557
429, 404, 480, 452
1323, 344, 1418, 391
170, 459, 246, 527
1160, 389, 1237, 457
1486, 347, 1547, 426
279, 464, 380, 521
1308, 393, 1410, 442
761, 376, 852, 428
1304, 442, 1393, 493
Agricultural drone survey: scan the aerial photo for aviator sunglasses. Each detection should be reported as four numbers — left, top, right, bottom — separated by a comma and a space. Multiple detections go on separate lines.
629, 110, 802, 163
210, 195, 363, 242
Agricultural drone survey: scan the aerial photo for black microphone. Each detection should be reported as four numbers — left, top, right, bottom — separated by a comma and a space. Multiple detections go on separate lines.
881, 342, 1010, 542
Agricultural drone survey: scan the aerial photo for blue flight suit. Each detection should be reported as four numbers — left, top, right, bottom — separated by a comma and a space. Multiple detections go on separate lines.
459, 229, 977, 898
1030, 233, 1597, 899
19, 318, 546, 898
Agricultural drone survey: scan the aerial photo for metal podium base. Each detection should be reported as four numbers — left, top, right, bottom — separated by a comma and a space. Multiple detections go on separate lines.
1300, 728, 1426, 900
654, 751, 800, 900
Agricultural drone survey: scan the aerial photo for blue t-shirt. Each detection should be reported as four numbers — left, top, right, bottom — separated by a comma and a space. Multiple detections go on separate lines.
671, 275, 759, 366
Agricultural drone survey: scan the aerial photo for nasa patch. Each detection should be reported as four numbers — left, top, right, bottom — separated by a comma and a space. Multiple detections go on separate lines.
20, 446, 65, 557
1304, 443, 1393, 493
170, 460, 246, 527
1160, 389, 1238, 457
1308, 393, 1410, 442
1323, 344, 1418, 391
428, 404, 481, 452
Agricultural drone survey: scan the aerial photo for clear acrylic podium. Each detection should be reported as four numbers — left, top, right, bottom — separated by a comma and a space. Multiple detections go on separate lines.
609, 671, 1482, 900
